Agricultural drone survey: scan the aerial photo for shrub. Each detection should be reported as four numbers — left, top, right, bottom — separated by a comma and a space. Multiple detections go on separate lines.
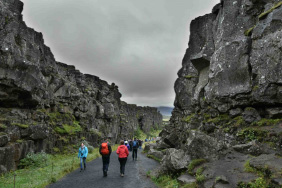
237, 128, 268, 141
19, 152, 49, 168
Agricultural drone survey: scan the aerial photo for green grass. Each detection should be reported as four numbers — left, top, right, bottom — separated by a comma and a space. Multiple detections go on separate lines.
147, 154, 161, 163
188, 159, 207, 175
195, 167, 205, 183
151, 175, 179, 188
244, 160, 271, 178
251, 118, 282, 127
0, 145, 119, 188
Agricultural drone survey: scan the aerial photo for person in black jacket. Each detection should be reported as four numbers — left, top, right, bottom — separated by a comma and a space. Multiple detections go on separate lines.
99, 139, 112, 177
132, 138, 139, 161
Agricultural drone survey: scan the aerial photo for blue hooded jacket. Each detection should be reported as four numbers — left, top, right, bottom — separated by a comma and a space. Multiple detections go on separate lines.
78, 146, 88, 158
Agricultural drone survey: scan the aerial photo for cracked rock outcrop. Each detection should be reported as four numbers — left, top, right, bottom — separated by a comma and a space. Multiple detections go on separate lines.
155, 0, 282, 187
0, 0, 162, 174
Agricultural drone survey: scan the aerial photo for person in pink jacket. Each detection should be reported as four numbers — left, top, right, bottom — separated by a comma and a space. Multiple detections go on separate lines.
116, 140, 129, 177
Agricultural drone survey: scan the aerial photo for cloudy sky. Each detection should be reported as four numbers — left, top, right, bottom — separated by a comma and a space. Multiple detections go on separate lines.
21, 0, 219, 107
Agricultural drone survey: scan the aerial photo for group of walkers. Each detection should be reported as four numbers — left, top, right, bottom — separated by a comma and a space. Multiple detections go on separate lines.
77, 138, 142, 177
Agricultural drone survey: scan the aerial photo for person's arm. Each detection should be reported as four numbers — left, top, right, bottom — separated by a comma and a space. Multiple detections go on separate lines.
126, 147, 129, 156
116, 146, 120, 154
85, 147, 88, 158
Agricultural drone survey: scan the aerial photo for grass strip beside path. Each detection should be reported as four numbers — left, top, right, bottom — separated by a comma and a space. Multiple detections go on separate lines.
0, 145, 118, 188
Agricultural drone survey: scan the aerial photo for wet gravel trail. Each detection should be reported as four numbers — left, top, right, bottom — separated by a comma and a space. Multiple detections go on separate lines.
48, 150, 159, 188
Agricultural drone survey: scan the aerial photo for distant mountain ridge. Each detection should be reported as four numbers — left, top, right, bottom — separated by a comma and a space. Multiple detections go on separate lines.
157, 106, 173, 116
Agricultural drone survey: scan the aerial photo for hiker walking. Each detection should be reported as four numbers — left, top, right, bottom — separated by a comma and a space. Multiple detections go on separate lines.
99, 139, 112, 177
125, 141, 130, 151
132, 138, 139, 160
78, 142, 88, 172
116, 140, 129, 177
129, 140, 133, 152
138, 139, 142, 149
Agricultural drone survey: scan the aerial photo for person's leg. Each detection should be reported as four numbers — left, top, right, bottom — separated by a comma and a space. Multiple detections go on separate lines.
83, 157, 86, 170
123, 157, 127, 175
133, 149, 137, 160
80, 158, 83, 171
132, 149, 135, 159
135, 149, 138, 160
118, 158, 122, 174
105, 156, 109, 176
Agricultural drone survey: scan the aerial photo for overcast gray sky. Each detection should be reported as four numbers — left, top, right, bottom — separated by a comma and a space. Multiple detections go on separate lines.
21, 0, 219, 107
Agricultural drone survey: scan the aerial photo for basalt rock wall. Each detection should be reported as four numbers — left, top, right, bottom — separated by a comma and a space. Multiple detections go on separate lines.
0, 0, 162, 174
155, 0, 282, 187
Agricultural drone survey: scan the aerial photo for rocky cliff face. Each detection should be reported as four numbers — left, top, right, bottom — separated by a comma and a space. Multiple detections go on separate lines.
152, 0, 282, 187
0, 0, 162, 174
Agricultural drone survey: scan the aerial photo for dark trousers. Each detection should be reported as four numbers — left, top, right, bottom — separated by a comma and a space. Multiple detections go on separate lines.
132, 148, 138, 159
80, 157, 86, 170
118, 157, 127, 174
102, 156, 110, 172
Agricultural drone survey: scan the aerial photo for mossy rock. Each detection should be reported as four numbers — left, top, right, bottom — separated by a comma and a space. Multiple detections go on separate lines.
12, 123, 29, 129
258, 1, 282, 20
251, 118, 282, 127
244, 25, 255, 36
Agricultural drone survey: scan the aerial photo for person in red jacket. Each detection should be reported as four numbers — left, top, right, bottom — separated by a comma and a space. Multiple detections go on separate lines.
116, 140, 129, 177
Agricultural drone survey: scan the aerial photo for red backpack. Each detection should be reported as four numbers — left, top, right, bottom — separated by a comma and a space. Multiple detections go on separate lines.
101, 143, 109, 155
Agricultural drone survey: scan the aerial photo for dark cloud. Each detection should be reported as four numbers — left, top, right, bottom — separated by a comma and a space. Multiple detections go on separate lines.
22, 0, 219, 107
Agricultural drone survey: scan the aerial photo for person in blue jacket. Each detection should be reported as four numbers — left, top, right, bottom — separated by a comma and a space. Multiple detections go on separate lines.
78, 142, 88, 172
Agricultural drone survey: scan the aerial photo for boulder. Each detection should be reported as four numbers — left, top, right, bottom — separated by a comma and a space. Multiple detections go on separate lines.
229, 108, 243, 118
177, 174, 196, 184
249, 154, 282, 177
272, 178, 282, 186
0, 146, 15, 173
161, 148, 190, 173
144, 143, 157, 152
242, 107, 261, 124
148, 149, 164, 160
29, 124, 49, 140
232, 140, 265, 156
186, 130, 225, 160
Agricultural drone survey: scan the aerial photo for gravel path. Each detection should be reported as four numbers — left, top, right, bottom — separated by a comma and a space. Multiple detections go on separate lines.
47, 150, 159, 188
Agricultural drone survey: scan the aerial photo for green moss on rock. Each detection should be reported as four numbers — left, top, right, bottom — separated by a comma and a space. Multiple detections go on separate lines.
258, 1, 282, 20
12, 123, 29, 129
182, 113, 196, 123
244, 25, 256, 36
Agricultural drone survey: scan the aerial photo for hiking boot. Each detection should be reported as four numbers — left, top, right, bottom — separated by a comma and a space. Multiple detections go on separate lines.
80, 169, 83, 172
103, 171, 107, 177
84, 165, 86, 170
121, 174, 124, 177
